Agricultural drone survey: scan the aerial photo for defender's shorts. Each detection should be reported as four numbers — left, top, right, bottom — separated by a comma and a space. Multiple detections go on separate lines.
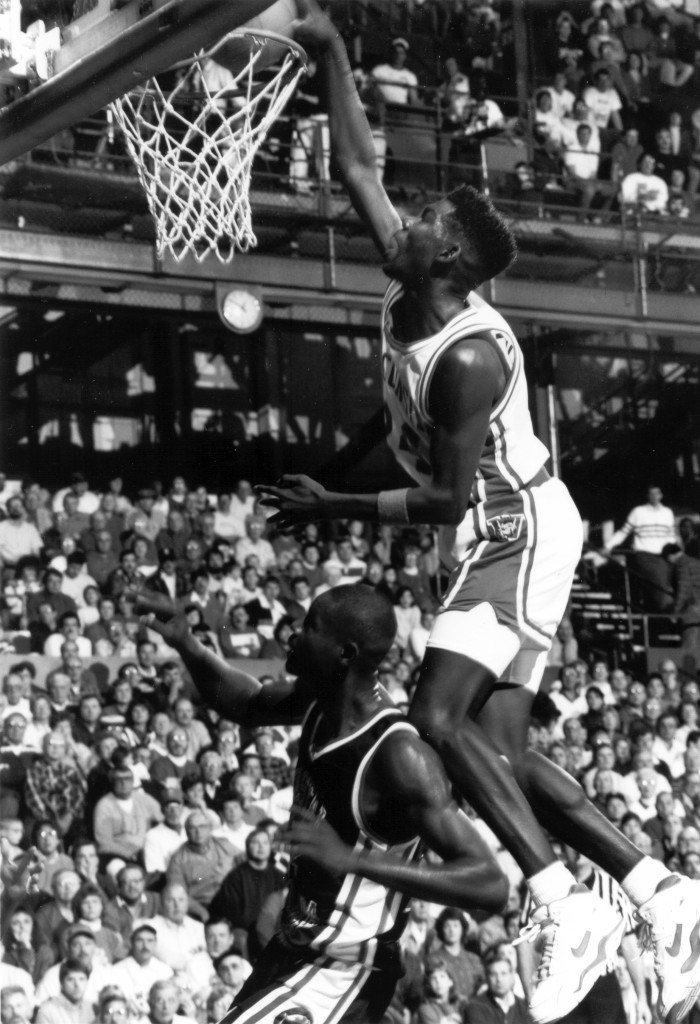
220, 936, 398, 1024
428, 477, 583, 691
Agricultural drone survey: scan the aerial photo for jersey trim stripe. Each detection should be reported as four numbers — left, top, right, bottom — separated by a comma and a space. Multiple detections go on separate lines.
518, 489, 551, 644
490, 339, 521, 423
313, 838, 372, 956
327, 963, 374, 1024
442, 540, 489, 610
413, 316, 519, 428
492, 415, 525, 491
310, 708, 401, 761
352, 721, 421, 848
229, 957, 331, 1024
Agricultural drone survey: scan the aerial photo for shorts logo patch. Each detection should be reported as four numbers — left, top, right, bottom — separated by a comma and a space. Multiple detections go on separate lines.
274, 1007, 313, 1024
486, 513, 526, 542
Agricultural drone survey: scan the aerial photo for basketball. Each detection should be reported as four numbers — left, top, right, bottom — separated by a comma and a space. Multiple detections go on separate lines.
212, 0, 300, 76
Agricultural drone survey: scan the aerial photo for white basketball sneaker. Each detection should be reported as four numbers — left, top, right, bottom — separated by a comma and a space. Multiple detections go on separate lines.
522, 885, 625, 1024
638, 874, 700, 1024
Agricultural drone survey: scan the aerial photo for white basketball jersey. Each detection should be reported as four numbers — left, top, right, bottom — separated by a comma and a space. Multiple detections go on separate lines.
381, 281, 550, 568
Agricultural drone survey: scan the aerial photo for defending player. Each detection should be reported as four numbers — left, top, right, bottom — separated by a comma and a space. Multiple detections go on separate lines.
136, 588, 507, 1024
255, 4, 700, 1023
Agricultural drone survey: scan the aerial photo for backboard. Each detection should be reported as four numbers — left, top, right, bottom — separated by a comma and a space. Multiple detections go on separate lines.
0, 0, 282, 165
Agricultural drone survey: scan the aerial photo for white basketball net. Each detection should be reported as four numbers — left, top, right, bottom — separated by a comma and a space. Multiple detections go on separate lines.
110, 31, 307, 263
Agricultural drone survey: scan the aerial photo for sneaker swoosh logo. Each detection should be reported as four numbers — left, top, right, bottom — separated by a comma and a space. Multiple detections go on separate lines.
667, 924, 683, 958
681, 918, 700, 973
577, 922, 624, 994
571, 933, 592, 958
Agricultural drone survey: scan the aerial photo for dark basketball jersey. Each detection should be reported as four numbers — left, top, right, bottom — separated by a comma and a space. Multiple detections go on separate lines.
281, 702, 423, 966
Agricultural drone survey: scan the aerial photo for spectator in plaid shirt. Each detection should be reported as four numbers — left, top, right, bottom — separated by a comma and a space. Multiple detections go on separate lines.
25, 731, 86, 841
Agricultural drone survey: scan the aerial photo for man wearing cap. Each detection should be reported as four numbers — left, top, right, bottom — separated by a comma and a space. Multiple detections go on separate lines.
109, 924, 174, 1017
371, 38, 419, 106
166, 810, 237, 921
144, 788, 188, 878
34, 924, 115, 1007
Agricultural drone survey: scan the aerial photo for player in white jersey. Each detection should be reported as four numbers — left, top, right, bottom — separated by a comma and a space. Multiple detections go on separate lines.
135, 587, 506, 1024
256, 5, 700, 1023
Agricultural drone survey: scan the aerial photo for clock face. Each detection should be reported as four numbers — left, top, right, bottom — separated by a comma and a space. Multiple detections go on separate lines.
221, 289, 263, 333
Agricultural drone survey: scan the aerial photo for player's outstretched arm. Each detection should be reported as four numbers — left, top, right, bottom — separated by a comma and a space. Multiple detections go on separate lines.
256, 338, 503, 530
294, 0, 402, 258
135, 593, 307, 727
287, 732, 508, 913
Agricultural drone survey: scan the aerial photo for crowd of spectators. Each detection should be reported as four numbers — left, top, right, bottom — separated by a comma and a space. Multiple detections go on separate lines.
284, 0, 700, 224
1, 469, 700, 1022
8, 0, 700, 233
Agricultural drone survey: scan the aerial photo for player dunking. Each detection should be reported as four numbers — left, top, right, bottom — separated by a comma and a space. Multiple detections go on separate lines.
257, 4, 700, 1023
136, 588, 507, 1024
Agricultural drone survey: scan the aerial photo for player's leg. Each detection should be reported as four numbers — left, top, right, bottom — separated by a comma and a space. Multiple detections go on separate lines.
475, 677, 644, 881
512, 479, 700, 1023
409, 631, 555, 877
478, 658, 700, 1024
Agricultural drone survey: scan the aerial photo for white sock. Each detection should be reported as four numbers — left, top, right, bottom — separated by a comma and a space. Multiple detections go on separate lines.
621, 857, 672, 907
528, 861, 577, 907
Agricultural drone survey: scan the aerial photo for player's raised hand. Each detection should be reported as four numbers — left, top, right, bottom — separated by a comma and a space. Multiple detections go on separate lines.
130, 591, 190, 646
293, 0, 338, 49
285, 806, 353, 875
255, 475, 330, 530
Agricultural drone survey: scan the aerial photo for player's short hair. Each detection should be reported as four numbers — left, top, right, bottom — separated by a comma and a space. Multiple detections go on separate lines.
444, 185, 517, 284
315, 585, 397, 668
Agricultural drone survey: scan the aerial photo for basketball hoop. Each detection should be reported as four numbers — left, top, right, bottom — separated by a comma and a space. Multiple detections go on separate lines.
110, 28, 307, 263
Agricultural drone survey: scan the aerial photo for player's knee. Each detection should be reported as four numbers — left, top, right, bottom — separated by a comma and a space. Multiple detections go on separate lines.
409, 704, 465, 752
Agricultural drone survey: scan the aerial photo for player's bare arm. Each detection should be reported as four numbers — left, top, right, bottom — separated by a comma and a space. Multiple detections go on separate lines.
287, 730, 508, 914
256, 336, 504, 528
293, 0, 402, 258
135, 592, 309, 726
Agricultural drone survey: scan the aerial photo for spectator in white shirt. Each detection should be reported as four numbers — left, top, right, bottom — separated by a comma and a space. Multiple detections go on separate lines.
620, 153, 670, 214
233, 516, 276, 574
371, 38, 419, 106
145, 884, 209, 974
583, 67, 623, 139
0, 497, 44, 569
604, 484, 677, 610
653, 712, 687, 779
109, 924, 173, 1018
44, 612, 92, 658
143, 789, 187, 877
546, 71, 575, 120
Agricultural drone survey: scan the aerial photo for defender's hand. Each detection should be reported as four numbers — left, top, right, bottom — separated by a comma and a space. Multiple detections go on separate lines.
286, 806, 354, 876
256, 475, 331, 530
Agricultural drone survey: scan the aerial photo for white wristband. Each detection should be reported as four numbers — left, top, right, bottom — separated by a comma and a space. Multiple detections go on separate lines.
377, 488, 410, 524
